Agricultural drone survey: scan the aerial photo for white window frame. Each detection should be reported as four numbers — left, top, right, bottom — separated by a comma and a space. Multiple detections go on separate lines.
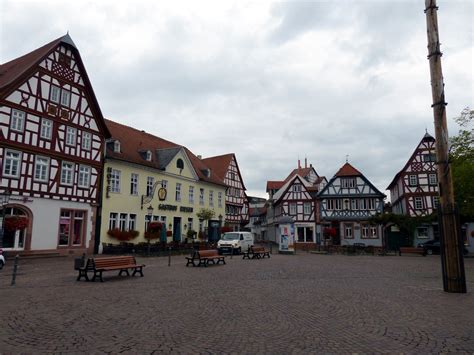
3, 150, 22, 178
417, 227, 429, 239
218, 192, 222, 208
289, 203, 296, 215
175, 183, 181, 202
119, 213, 128, 231
292, 184, 301, 192
147, 176, 154, 197
40, 118, 53, 140
110, 169, 121, 193
129, 214, 137, 231
113, 140, 121, 153
130, 173, 139, 195
361, 224, 370, 238
34, 156, 50, 182
189, 186, 194, 204
60, 89, 71, 107
50, 85, 60, 103
60, 161, 74, 186
409, 175, 418, 186
433, 196, 440, 209
10, 109, 25, 132
429, 173, 437, 185
66, 126, 77, 146
109, 212, 118, 230
341, 178, 356, 188
82, 132, 92, 151
209, 190, 214, 206
414, 197, 423, 210
78, 165, 91, 188
344, 223, 353, 239
199, 188, 204, 205
370, 226, 378, 239
146, 150, 152, 161
304, 202, 311, 215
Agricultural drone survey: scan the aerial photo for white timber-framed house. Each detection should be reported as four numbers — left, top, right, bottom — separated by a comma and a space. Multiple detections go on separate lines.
318, 162, 385, 247
0, 35, 110, 256
387, 132, 439, 245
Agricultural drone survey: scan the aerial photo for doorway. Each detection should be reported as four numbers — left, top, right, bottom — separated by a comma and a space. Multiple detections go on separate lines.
173, 217, 181, 242
1, 206, 29, 250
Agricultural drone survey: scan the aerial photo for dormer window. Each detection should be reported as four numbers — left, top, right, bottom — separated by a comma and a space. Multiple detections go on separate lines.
176, 158, 184, 170
113, 140, 121, 153
146, 151, 152, 161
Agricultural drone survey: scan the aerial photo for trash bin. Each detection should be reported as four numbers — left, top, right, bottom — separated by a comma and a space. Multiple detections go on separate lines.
74, 257, 84, 270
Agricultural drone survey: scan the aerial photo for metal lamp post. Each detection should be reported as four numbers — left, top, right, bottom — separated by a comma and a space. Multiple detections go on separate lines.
0, 189, 12, 248
146, 205, 154, 256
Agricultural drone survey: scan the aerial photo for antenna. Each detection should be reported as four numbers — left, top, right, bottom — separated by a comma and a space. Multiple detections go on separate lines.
345, 155, 349, 163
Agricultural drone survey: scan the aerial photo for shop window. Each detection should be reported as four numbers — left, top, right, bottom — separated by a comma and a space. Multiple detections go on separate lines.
58, 209, 86, 246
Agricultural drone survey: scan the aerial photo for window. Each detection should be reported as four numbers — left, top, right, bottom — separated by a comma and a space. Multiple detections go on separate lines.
344, 224, 353, 239
113, 140, 121, 153
296, 226, 314, 242
189, 186, 194, 204
429, 173, 437, 185
362, 224, 370, 238
230, 172, 235, 180
341, 178, 356, 188
414, 197, 423, 210
417, 227, 429, 239
10, 109, 25, 132
34, 156, 50, 182
176, 158, 184, 170
218, 192, 223, 208
78, 165, 91, 188
423, 153, 436, 162
109, 213, 118, 230
129, 214, 137, 231
58, 210, 85, 246
60, 89, 71, 107
110, 169, 121, 193
409, 175, 418, 186
292, 185, 302, 192
335, 199, 342, 210
327, 200, 334, 210
50, 85, 60, 103
367, 198, 375, 210
3, 150, 22, 177
161, 180, 168, 189
146, 151, 152, 161
370, 226, 378, 238
433, 196, 440, 209
147, 177, 154, 197
209, 190, 214, 206
199, 188, 204, 205
130, 173, 138, 195
119, 213, 128, 231
40, 119, 53, 139
351, 199, 359, 210
289, 203, 296, 215
304, 202, 311, 215
61, 162, 74, 185
82, 132, 91, 150
188, 218, 193, 232
175, 183, 181, 201
66, 126, 77, 146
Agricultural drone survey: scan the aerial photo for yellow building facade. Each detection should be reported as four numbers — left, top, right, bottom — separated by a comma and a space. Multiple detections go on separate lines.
99, 120, 226, 246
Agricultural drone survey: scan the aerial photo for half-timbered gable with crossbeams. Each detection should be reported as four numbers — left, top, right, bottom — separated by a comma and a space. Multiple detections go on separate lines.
387, 132, 438, 217
273, 175, 315, 223
0, 34, 110, 255
201, 153, 248, 230
318, 162, 385, 246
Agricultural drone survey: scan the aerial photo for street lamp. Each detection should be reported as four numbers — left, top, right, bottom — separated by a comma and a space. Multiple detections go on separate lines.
0, 189, 12, 248
146, 205, 154, 256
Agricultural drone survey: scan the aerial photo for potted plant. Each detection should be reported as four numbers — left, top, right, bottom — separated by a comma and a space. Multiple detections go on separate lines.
107, 229, 139, 242
145, 222, 163, 241
4, 216, 29, 232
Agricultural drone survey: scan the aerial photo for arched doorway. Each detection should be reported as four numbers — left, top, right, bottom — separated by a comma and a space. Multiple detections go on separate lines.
1, 206, 31, 250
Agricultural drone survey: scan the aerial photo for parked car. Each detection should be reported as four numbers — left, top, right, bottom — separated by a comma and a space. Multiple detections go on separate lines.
0, 248, 5, 270
217, 232, 254, 255
418, 240, 468, 256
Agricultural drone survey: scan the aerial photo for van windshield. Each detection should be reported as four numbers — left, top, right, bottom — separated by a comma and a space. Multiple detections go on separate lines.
222, 233, 240, 240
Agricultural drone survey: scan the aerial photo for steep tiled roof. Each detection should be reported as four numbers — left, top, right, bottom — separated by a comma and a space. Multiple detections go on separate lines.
104, 119, 226, 187
335, 163, 362, 177
201, 154, 233, 182
284, 167, 312, 182
266, 181, 284, 191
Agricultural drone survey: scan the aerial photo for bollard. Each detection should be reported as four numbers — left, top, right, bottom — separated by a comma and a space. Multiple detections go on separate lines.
168, 247, 171, 267
231, 246, 233, 259
11, 254, 19, 286
270, 243, 273, 254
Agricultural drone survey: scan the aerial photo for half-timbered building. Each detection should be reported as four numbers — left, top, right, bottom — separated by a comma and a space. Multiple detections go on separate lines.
318, 162, 385, 247
387, 132, 439, 245
265, 161, 327, 248
201, 153, 248, 230
0, 35, 110, 255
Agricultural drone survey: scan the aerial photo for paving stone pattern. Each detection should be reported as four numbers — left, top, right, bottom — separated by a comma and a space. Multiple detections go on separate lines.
0, 253, 473, 353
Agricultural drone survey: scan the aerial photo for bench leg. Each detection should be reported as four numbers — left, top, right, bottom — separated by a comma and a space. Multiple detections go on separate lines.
76, 269, 89, 282
132, 267, 144, 277
92, 270, 104, 282
119, 269, 130, 276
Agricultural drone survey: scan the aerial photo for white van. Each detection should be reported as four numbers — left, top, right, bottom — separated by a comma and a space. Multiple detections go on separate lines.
218, 232, 254, 255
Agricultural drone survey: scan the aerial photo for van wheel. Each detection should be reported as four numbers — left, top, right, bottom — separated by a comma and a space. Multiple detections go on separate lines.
427, 249, 433, 255
236, 247, 241, 255
0, 261, 4, 270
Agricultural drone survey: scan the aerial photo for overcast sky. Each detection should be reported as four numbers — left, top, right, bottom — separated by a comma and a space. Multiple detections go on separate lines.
1, 0, 472, 199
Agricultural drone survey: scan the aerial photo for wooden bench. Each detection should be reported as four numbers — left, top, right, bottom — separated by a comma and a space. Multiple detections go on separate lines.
399, 247, 426, 256
77, 256, 145, 282
243, 246, 271, 259
185, 249, 225, 267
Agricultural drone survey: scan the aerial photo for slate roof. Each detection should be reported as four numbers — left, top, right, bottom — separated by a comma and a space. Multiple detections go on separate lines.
104, 119, 226, 187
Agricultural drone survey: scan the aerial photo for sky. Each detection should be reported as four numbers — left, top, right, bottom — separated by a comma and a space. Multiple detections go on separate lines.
1, 0, 473, 199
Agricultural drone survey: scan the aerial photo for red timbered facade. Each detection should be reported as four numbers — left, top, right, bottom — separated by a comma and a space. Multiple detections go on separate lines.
0, 35, 110, 255
318, 162, 385, 247
387, 132, 439, 244
201, 153, 248, 230
265, 161, 327, 246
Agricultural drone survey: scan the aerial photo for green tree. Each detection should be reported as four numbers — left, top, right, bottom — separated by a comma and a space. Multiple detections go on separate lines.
450, 107, 474, 220
196, 208, 215, 229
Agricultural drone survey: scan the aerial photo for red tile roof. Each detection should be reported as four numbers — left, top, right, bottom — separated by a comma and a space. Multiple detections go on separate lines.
104, 119, 226, 187
334, 163, 362, 177
284, 167, 312, 182
201, 154, 233, 182
266, 181, 284, 191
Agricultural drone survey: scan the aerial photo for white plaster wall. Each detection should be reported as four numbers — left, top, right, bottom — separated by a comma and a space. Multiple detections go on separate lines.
15, 197, 93, 250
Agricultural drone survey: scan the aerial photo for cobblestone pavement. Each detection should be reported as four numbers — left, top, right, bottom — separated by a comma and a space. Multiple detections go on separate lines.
1, 251, 473, 354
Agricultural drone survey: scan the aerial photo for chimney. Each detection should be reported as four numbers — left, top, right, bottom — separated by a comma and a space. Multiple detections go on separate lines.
310, 163, 313, 168
298, 159, 301, 169
305, 158, 307, 168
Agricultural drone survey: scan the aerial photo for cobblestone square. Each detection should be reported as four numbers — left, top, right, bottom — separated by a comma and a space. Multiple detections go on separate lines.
1, 252, 473, 353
